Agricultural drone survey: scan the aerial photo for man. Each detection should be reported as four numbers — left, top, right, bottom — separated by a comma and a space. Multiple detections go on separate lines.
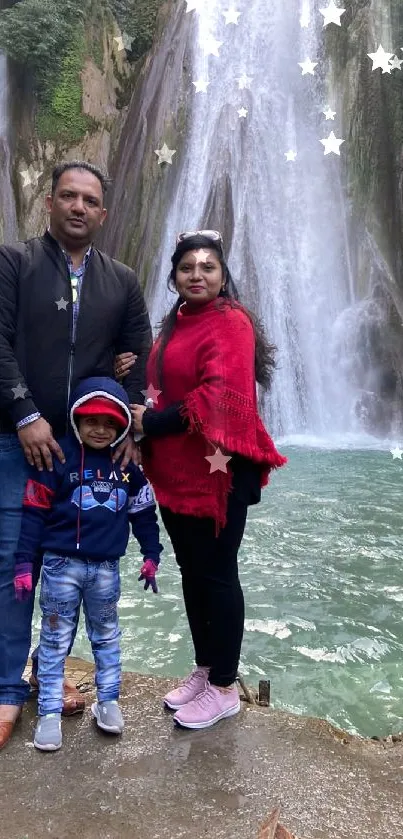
0, 161, 152, 748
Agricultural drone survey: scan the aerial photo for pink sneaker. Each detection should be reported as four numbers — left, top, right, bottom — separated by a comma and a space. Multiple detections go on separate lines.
173, 682, 240, 730
164, 667, 209, 710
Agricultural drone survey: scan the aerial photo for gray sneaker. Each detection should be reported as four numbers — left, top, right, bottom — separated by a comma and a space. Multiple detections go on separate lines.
34, 714, 62, 751
91, 700, 124, 734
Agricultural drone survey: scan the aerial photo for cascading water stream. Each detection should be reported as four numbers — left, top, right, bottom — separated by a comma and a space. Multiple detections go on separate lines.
146, 0, 362, 439
0, 52, 17, 244
88, 1, 403, 739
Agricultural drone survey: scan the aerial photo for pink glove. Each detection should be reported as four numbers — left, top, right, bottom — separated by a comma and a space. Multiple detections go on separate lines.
14, 561, 33, 602
138, 559, 159, 594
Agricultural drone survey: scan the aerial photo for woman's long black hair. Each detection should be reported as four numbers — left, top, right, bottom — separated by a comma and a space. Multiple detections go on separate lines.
155, 234, 277, 391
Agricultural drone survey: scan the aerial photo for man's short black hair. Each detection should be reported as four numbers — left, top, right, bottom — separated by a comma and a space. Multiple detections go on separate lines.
51, 161, 109, 197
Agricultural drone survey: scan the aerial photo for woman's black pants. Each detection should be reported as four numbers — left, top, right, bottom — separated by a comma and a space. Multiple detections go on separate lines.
160, 493, 248, 687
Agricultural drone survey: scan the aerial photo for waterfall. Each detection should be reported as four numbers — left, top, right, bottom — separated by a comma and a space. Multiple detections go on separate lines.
144, 0, 362, 439
0, 52, 17, 244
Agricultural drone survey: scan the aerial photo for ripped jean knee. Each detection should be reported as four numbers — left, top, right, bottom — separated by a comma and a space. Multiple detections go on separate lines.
39, 595, 79, 652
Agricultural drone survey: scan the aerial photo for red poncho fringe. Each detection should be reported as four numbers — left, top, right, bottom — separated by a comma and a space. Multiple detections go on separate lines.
142, 299, 287, 531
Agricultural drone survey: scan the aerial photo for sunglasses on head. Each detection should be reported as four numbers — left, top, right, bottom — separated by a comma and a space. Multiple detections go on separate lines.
176, 230, 224, 247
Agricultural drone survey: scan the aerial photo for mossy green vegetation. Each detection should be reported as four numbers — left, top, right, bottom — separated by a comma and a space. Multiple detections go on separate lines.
0, 0, 166, 147
36, 32, 96, 145
0, 0, 86, 95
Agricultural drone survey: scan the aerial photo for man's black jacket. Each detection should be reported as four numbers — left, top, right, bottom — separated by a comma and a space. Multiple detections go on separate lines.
0, 231, 152, 437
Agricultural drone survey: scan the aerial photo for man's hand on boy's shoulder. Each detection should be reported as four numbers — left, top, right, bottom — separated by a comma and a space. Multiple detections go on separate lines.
18, 418, 66, 472
112, 434, 141, 469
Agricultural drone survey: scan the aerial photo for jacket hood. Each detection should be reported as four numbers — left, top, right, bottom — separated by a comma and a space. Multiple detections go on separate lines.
69, 376, 131, 448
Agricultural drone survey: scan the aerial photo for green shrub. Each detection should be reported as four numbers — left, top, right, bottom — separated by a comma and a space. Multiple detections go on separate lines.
107, 0, 165, 60
0, 0, 86, 94
0, 0, 165, 145
36, 32, 96, 145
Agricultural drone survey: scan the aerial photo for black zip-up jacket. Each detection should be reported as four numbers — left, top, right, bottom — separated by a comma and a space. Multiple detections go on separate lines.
0, 230, 152, 437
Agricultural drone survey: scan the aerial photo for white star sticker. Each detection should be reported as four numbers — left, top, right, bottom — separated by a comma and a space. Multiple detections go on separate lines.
20, 170, 32, 188
390, 55, 403, 71
238, 73, 252, 90
368, 45, 394, 73
55, 297, 69, 311
320, 131, 345, 155
30, 168, 42, 186
114, 35, 124, 51
298, 58, 318, 76
319, 1, 346, 27
20, 167, 42, 188
238, 107, 248, 119
141, 384, 162, 406
114, 32, 133, 52
285, 150, 297, 162
12, 383, 28, 400
192, 249, 210, 264
205, 447, 232, 474
223, 9, 241, 24
122, 32, 133, 50
155, 143, 176, 165
323, 107, 336, 120
203, 36, 223, 58
390, 446, 403, 460
193, 79, 210, 93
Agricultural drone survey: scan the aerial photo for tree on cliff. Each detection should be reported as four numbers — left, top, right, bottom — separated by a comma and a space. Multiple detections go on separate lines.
106, 0, 166, 60
0, 0, 85, 92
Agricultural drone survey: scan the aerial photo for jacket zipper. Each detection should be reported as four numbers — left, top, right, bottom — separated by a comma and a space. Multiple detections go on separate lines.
65, 264, 76, 434
66, 342, 75, 433
64, 250, 92, 433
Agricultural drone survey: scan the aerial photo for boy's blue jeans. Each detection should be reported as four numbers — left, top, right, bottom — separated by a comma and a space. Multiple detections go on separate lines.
38, 552, 121, 716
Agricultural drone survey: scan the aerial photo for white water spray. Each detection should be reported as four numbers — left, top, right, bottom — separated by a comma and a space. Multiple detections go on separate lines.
146, 0, 365, 438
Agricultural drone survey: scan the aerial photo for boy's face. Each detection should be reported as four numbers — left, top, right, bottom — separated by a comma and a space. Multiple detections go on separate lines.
77, 414, 119, 449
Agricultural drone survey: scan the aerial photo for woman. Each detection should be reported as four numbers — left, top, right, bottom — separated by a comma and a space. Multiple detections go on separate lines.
131, 231, 286, 730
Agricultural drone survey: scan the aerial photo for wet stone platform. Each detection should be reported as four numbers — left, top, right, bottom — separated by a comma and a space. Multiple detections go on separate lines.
1, 658, 402, 839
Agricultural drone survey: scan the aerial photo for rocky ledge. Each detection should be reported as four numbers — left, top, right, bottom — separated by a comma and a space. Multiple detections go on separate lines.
1, 657, 402, 839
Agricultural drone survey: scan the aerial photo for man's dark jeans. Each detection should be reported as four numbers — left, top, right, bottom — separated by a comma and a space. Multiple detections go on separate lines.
0, 434, 32, 705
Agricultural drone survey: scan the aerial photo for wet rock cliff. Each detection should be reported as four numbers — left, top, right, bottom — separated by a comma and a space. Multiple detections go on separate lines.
2, 0, 403, 431
326, 0, 403, 433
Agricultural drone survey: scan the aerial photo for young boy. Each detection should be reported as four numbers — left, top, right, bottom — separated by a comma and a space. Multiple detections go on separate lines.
13, 377, 163, 752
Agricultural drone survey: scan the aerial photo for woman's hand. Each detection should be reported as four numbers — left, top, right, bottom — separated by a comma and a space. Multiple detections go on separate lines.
112, 435, 141, 467
115, 352, 137, 380
131, 404, 147, 434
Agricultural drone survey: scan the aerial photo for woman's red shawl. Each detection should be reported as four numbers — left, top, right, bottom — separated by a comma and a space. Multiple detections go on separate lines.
142, 299, 287, 530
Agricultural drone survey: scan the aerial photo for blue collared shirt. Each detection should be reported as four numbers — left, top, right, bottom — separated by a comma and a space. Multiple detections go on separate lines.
63, 245, 92, 341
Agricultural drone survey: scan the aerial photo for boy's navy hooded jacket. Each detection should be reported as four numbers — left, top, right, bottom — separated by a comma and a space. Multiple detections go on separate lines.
15, 377, 162, 566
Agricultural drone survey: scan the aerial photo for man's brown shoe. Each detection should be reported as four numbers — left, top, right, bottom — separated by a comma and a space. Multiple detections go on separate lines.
29, 674, 85, 716
0, 709, 22, 750
61, 684, 85, 717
